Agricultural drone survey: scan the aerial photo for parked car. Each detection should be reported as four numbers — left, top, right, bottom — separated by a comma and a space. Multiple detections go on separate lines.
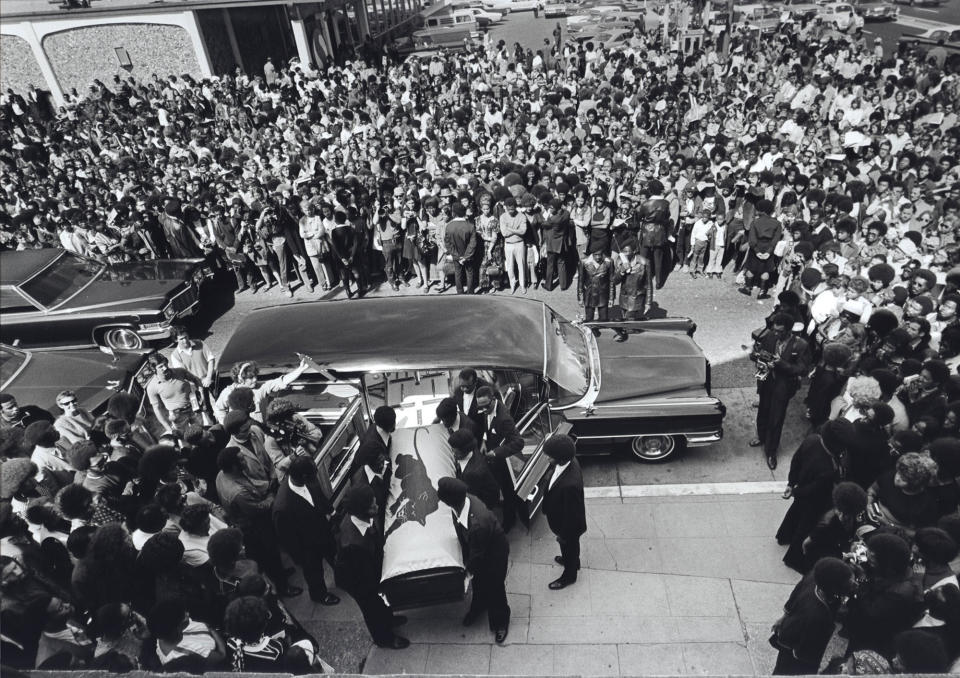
816, 2, 862, 29
1, 343, 151, 415
777, 0, 821, 21
732, 3, 783, 32
575, 27, 637, 45
566, 2, 641, 23
482, 0, 538, 11
217, 296, 725, 463
0, 249, 211, 352
569, 11, 650, 32
851, 0, 898, 20
542, 0, 569, 16
898, 24, 960, 53
891, 0, 938, 6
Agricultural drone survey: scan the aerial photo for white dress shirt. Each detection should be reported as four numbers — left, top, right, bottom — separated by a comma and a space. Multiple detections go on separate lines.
456, 496, 471, 528
462, 391, 475, 415
548, 461, 570, 490
351, 515, 373, 535
288, 478, 314, 507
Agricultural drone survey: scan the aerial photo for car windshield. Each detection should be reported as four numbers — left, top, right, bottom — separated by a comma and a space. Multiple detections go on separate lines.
19, 253, 101, 308
544, 310, 590, 405
0, 347, 26, 387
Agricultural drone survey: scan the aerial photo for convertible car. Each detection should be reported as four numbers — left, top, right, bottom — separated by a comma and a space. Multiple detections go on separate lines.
0, 249, 211, 352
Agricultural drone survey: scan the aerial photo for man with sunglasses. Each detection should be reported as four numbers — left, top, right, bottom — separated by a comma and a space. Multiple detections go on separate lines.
53, 390, 95, 445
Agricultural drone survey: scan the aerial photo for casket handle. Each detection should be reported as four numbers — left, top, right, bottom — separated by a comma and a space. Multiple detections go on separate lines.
526, 485, 539, 502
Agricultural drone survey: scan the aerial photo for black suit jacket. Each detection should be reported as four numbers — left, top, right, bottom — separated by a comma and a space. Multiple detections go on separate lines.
349, 464, 391, 528
543, 460, 587, 541
460, 494, 509, 577
458, 452, 501, 510
334, 514, 382, 597
481, 401, 524, 459
454, 380, 495, 431
352, 425, 389, 476
272, 481, 333, 561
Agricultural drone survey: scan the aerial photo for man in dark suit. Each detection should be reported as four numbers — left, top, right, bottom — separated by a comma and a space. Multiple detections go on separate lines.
272, 456, 340, 605
542, 197, 572, 291
443, 203, 477, 294
329, 209, 364, 297
334, 486, 409, 649
437, 478, 510, 643
449, 429, 501, 517
436, 397, 478, 439
351, 405, 395, 476
749, 312, 810, 470
542, 434, 586, 590
453, 369, 493, 431
476, 386, 523, 532
350, 452, 391, 529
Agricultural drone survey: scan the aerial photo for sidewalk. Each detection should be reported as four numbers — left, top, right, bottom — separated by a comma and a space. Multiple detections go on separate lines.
288, 491, 803, 676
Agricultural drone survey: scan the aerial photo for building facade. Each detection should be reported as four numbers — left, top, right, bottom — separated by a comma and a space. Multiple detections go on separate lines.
0, 0, 422, 105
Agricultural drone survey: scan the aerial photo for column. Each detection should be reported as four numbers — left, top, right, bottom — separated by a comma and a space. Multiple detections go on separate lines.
185, 11, 213, 77
290, 13, 313, 67
354, 0, 370, 38
222, 8, 244, 72
13, 22, 66, 107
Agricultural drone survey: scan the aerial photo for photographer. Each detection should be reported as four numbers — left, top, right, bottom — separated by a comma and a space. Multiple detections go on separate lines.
265, 398, 329, 496
841, 532, 924, 656
374, 192, 404, 291
255, 206, 295, 298
750, 312, 811, 470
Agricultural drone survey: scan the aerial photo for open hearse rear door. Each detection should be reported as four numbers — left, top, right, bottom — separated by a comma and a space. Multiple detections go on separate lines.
506, 403, 573, 526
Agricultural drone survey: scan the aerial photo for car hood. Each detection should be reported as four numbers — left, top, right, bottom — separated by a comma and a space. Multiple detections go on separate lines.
592, 327, 707, 403
58, 259, 202, 312
4, 349, 147, 413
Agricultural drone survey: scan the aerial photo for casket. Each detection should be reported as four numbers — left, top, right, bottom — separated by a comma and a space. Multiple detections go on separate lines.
378, 422, 467, 610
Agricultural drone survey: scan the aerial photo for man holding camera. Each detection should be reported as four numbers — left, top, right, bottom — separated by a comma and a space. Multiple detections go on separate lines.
750, 312, 810, 470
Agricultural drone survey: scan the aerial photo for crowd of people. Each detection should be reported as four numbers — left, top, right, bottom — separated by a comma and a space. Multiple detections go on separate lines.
2, 0, 960, 673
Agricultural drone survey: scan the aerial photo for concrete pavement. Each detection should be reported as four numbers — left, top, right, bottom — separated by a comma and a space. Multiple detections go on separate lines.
287, 490, 805, 676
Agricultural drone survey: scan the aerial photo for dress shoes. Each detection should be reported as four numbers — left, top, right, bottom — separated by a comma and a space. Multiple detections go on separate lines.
766, 455, 778, 470
554, 555, 565, 565
748, 438, 763, 447
311, 592, 340, 606
738, 287, 752, 296
376, 635, 410, 650
548, 577, 575, 590
495, 626, 509, 644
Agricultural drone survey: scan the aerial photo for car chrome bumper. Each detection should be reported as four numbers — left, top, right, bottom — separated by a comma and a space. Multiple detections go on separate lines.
137, 321, 174, 340
685, 431, 724, 447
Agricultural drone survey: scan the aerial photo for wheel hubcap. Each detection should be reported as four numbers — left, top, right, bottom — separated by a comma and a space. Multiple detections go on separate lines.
632, 435, 675, 460
106, 328, 142, 350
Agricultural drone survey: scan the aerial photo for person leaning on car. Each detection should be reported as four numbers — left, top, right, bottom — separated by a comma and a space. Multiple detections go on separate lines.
145, 353, 203, 435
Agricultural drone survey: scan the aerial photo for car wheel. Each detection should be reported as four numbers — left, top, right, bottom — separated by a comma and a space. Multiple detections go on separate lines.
101, 327, 144, 351
630, 434, 680, 462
